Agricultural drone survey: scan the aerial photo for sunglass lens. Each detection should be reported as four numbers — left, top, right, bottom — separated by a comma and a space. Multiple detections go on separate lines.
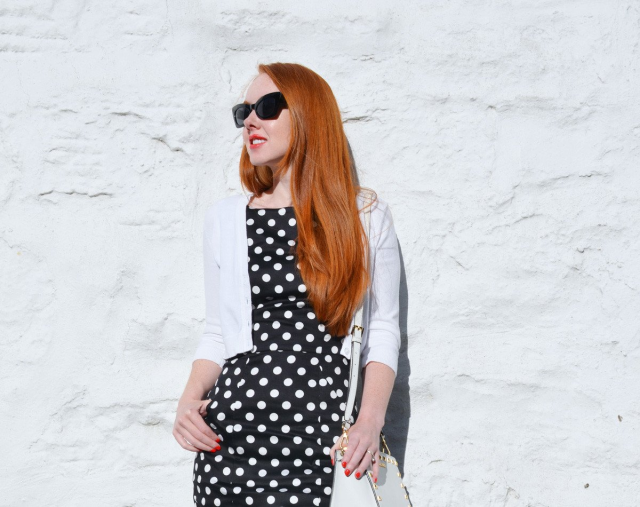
256, 95, 278, 119
233, 105, 249, 127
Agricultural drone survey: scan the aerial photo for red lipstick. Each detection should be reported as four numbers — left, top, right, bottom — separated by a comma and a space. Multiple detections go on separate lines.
249, 134, 267, 150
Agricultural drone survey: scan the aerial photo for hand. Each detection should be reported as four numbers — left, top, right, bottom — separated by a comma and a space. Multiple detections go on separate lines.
173, 398, 221, 453
329, 417, 383, 483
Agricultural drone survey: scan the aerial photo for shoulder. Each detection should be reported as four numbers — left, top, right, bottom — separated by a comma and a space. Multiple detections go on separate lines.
356, 189, 394, 229
204, 193, 249, 222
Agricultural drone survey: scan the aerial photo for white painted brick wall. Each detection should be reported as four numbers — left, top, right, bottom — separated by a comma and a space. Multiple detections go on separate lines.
1, 1, 638, 505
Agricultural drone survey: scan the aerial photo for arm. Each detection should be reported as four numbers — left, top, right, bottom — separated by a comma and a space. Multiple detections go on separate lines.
330, 199, 402, 482
173, 204, 227, 452
192, 204, 227, 368
180, 359, 223, 406
358, 361, 396, 431
357, 198, 401, 424
360, 200, 401, 375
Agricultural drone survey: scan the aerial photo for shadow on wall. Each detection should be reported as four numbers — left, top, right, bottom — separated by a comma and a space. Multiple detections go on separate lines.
385, 244, 410, 477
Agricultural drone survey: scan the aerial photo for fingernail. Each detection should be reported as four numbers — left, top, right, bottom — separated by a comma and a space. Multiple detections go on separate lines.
215, 438, 221, 443
374, 477, 378, 483
215, 445, 221, 451
355, 472, 361, 479
331, 458, 334, 466
345, 469, 350, 476
341, 462, 346, 468
209, 448, 216, 452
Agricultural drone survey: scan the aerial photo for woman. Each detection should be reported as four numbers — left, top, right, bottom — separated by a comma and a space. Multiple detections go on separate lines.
173, 62, 401, 506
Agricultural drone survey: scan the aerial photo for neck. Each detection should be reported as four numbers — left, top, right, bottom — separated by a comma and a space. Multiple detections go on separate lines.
253, 166, 293, 207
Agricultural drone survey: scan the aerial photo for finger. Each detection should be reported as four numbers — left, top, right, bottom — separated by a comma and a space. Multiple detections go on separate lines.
371, 457, 380, 484
179, 412, 220, 451
363, 446, 379, 480
198, 399, 212, 416
343, 439, 367, 478
173, 428, 198, 451
340, 431, 359, 466
329, 436, 344, 466
329, 442, 336, 465
174, 427, 211, 453
173, 430, 199, 452
190, 409, 221, 447
186, 406, 219, 440
353, 445, 377, 480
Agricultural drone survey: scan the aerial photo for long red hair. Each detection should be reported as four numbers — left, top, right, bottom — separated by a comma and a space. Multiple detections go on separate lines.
239, 62, 377, 338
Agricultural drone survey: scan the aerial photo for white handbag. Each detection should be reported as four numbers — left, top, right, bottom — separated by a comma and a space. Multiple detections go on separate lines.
330, 191, 412, 507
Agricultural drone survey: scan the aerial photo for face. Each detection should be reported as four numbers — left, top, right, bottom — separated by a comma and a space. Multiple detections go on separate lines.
241, 73, 291, 170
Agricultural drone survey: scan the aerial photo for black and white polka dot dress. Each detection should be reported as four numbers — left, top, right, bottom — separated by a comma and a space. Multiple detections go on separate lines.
193, 204, 354, 507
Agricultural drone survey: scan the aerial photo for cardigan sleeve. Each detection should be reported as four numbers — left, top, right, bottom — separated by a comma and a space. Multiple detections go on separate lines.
192, 203, 226, 368
360, 200, 401, 376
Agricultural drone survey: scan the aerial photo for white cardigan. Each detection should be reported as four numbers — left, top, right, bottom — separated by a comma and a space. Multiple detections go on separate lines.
193, 191, 401, 375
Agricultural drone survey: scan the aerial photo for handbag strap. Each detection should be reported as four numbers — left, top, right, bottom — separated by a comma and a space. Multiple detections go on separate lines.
342, 191, 372, 429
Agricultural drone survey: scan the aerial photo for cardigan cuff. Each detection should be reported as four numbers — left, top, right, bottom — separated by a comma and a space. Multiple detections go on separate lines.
192, 335, 227, 369
360, 331, 400, 376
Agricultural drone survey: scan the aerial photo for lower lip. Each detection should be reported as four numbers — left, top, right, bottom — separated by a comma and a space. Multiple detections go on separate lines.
249, 141, 267, 150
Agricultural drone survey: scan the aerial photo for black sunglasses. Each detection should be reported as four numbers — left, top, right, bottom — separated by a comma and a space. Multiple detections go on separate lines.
232, 92, 288, 128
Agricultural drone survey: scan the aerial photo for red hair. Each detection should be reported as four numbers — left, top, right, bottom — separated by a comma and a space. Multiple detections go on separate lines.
239, 62, 377, 338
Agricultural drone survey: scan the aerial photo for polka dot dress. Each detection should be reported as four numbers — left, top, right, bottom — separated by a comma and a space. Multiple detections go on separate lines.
193, 205, 354, 507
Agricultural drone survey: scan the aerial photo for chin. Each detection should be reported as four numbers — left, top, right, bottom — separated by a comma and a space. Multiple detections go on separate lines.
249, 157, 266, 166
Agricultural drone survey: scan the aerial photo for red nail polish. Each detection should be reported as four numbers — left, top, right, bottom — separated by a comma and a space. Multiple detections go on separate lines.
345, 469, 350, 476
215, 445, 221, 451
215, 438, 221, 443
331, 458, 334, 466
342, 461, 346, 468
374, 477, 378, 483
355, 472, 361, 479
209, 448, 216, 452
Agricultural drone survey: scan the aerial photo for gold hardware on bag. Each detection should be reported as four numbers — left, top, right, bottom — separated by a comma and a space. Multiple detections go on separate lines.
381, 433, 392, 455
338, 422, 350, 456
350, 324, 363, 335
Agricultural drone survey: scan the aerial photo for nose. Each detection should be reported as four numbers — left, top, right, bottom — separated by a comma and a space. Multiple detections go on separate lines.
244, 108, 260, 130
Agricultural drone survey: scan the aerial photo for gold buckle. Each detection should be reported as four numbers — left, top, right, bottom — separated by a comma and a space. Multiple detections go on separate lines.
338, 422, 350, 456
380, 433, 392, 455
350, 324, 364, 335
